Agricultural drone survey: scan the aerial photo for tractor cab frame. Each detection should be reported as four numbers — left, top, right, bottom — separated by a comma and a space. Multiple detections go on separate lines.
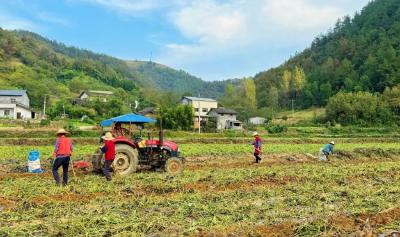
92, 113, 184, 175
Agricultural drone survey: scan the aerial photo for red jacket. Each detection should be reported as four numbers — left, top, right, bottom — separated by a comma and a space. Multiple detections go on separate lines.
54, 136, 73, 157
253, 136, 262, 154
101, 140, 115, 161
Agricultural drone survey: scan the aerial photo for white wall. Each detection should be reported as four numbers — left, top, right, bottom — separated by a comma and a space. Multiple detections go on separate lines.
0, 104, 16, 119
0, 104, 34, 119
0, 94, 29, 107
249, 117, 266, 125
16, 106, 33, 119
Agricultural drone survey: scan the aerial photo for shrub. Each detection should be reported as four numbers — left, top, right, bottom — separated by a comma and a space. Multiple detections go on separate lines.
326, 91, 394, 126
40, 119, 50, 126
266, 124, 287, 134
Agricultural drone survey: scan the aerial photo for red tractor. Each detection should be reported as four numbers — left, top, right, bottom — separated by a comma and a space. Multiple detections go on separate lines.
92, 113, 184, 175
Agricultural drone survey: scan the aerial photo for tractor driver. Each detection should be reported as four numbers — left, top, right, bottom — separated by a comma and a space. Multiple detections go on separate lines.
112, 122, 130, 138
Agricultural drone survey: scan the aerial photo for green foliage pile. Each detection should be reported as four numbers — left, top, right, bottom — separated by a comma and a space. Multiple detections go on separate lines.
255, 0, 400, 110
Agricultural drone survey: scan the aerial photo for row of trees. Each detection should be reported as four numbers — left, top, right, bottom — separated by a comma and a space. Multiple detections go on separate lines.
326, 86, 400, 126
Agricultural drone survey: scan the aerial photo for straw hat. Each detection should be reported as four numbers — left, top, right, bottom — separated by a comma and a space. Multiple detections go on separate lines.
330, 141, 335, 145
252, 132, 259, 136
102, 132, 114, 141
56, 128, 68, 135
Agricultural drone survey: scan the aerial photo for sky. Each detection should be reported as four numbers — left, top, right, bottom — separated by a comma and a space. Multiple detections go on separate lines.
0, 0, 371, 81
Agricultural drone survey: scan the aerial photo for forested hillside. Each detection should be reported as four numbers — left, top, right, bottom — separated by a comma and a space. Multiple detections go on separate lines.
255, 0, 400, 109
0, 29, 226, 113
0, 28, 140, 109
14, 31, 225, 98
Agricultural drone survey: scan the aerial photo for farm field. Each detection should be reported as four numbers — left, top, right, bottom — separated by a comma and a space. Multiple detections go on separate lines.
1, 135, 400, 236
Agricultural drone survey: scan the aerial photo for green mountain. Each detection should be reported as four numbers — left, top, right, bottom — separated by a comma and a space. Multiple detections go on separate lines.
254, 0, 400, 109
0, 29, 226, 110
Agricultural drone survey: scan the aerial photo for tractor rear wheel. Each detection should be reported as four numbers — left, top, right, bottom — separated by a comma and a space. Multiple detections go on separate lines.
165, 157, 184, 175
113, 144, 139, 176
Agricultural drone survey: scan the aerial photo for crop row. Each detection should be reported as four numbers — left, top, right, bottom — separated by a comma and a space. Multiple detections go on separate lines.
1, 154, 400, 235
0, 142, 399, 161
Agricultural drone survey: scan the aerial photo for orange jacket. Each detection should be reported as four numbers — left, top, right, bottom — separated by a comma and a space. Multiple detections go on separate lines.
54, 136, 73, 157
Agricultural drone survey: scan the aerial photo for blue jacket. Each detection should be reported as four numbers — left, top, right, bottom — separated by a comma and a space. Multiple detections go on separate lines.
322, 144, 334, 154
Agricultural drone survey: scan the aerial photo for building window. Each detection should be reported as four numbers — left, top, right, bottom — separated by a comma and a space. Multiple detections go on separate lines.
202, 108, 208, 112
194, 108, 199, 112
4, 110, 10, 116
10, 98, 16, 103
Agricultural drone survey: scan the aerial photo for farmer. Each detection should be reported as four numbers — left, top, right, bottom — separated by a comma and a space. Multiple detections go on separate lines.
112, 122, 130, 138
100, 132, 115, 181
320, 141, 335, 161
52, 129, 73, 186
252, 132, 262, 163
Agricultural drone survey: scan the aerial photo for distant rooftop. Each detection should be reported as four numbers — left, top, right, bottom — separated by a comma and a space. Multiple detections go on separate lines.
0, 90, 27, 96
79, 90, 114, 97
86, 90, 113, 95
182, 96, 217, 102
209, 107, 238, 114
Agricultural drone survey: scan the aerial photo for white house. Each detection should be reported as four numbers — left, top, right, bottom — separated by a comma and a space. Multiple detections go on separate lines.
78, 90, 114, 102
249, 117, 267, 125
0, 90, 36, 119
208, 107, 242, 130
180, 96, 218, 129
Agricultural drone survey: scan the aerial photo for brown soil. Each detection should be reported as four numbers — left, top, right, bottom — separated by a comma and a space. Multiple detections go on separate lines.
186, 154, 315, 172
193, 221, 296, 237
182, 175, 302, 193
328, 206, 400, 235
32, 192, 102, 205
0, 172, 47, 180
0, 196, 17, 210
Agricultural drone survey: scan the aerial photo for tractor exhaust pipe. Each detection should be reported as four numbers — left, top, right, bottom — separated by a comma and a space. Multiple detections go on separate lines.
159, 109, 163, 147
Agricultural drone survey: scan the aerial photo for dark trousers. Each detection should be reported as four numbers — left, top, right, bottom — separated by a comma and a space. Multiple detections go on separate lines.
102, 160, 113, 181
52, 156, 70, 185
254, 152, 261, 163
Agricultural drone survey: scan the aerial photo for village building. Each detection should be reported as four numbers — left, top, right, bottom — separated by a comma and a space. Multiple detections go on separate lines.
249, 117, 267, 125
180, 96, 218, 129
78, 90, 114, 103
138, 107, 156, 118
0, 90, 36, 119
208, 107, 242, 130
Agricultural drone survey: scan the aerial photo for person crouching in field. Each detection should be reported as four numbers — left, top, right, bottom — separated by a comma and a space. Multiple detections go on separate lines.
252, 132, 262, 163
320, 141, 335, 161
52, 129, 73, 186
100, 132, 115, 181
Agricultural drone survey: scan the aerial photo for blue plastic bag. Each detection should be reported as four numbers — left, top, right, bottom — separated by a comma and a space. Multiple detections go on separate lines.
28, 150, 43, 173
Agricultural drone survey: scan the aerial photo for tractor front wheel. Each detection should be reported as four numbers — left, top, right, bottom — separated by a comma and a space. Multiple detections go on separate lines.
165, 157, 184, 175
113, 144, 139, 176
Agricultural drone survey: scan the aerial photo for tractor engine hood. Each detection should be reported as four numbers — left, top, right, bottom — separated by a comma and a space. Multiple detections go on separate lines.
145, 140, 178, 151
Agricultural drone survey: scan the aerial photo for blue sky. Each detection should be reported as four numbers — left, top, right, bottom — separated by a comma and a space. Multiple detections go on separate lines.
0, 0, 371, 81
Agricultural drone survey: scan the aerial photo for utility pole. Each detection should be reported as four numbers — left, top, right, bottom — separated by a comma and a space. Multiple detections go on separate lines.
62, 104, 66, 118
43, 95, 47, 119
291, 99, 295, 117
198, 100, 201, 134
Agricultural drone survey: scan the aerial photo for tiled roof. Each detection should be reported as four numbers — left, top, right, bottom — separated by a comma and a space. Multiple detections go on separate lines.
182, 96, 217, 102
0, 90, 26, 96
209, 107, 238, 114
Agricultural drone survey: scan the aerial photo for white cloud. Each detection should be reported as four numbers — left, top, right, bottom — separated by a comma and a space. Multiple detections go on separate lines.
263, 0, 343, 31
0, 12, 38, 30
171, 0, 247, 45
156, 0, 368, 80
37, 12, 70, 27
75, 0, 179, 14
